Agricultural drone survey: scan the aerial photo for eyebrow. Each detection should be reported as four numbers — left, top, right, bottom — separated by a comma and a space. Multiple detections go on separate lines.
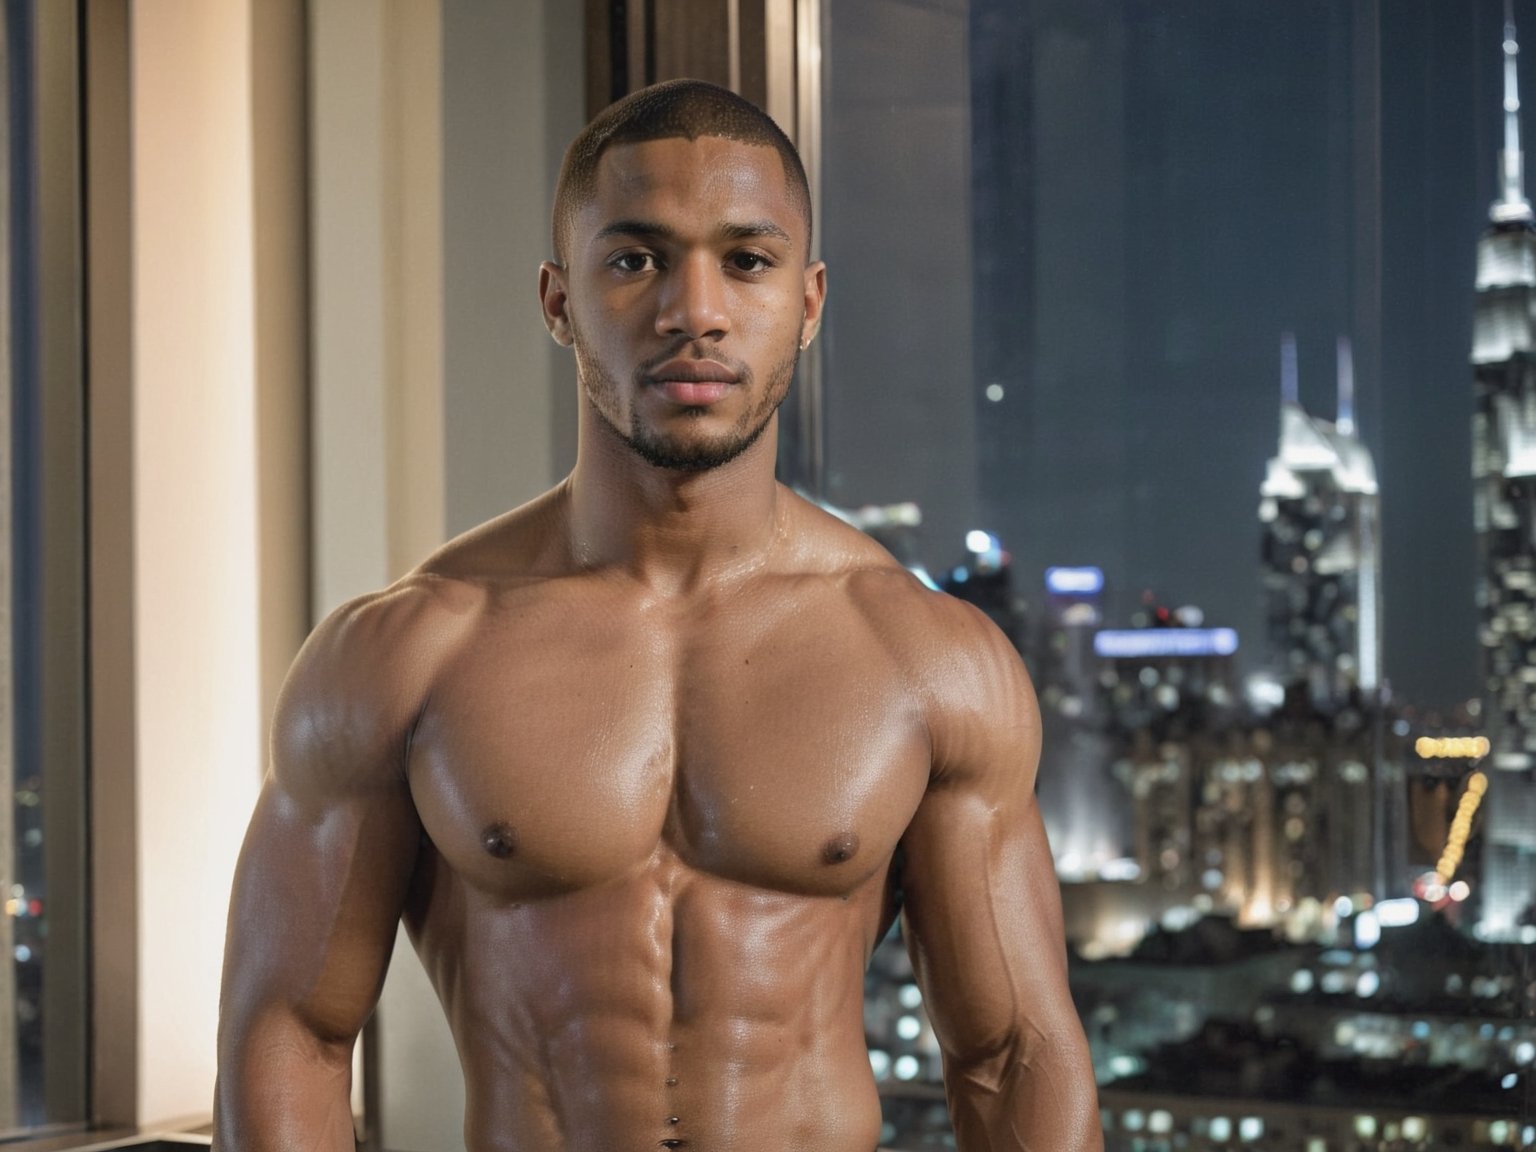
593, 218, 793, 245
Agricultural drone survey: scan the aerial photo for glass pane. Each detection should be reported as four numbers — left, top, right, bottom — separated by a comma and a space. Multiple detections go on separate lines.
826, 3, 1536, 1148
3, 0, 88, 1132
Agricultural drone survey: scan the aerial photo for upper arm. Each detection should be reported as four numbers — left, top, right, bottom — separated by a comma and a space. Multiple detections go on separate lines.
219, 583, 450, 1071
897, 599, 1084, 1079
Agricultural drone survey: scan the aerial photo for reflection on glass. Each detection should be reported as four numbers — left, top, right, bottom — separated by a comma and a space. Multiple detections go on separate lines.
1, 0, 88, 1133
0, 1, 15, 1133
828, 2, 1536, 1148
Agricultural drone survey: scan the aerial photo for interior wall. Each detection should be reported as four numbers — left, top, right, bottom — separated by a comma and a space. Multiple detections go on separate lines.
303, 0, 581, 1145
369, 4, 584, 1147
442, 0, 583, 538
129, 0, 264, 1125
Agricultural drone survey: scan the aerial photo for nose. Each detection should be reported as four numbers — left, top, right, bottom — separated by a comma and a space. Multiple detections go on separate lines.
655, 252, 730, 341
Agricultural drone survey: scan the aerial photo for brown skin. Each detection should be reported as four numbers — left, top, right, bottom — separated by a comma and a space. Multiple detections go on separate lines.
214, 136, 1102, 1151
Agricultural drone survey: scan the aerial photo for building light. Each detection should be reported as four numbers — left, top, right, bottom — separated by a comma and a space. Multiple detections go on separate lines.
965, 530, 997, 554
1415, 735, 1491, 759
1045, 565, 1105, 595
1094, 627, 1238, 659
1375, 898, 1420, 927
1354, 910, 1381, 949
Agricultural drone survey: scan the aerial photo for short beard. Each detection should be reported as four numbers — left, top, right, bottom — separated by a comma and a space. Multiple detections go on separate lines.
574, 324, 800, 473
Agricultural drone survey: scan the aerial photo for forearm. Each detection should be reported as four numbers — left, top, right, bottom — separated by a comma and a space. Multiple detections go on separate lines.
944, 1031, 1104, 1152
213, 1013, 358, 1152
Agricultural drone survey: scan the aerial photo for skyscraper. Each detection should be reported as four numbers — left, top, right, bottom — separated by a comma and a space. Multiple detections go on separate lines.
1471, 1, 1536, 936
1259, 333, 1383, 708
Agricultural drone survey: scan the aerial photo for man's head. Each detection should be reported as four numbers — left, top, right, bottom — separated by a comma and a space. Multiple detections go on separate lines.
552, 79, 812, 266
540, 81, 825, 474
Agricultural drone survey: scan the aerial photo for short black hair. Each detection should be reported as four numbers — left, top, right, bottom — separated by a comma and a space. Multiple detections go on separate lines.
552, 79, 812, 263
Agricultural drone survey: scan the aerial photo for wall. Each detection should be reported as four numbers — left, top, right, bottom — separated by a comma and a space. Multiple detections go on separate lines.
130, 0, 265, 1125
305, 2, 583, 1147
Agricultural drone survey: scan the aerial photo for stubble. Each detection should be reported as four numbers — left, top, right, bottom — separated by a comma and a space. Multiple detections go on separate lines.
573, 318, 801, 472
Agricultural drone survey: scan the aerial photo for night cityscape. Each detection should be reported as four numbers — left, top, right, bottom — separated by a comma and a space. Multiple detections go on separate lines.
835, 2, 1536, 1148
4, 1, 1536, 1146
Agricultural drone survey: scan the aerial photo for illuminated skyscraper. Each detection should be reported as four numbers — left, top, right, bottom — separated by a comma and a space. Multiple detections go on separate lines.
1471, 2, 1536, 936
1259, 333, 1382, 708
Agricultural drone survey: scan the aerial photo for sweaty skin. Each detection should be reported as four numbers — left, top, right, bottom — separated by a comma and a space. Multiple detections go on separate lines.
214, 134, 1103, 1151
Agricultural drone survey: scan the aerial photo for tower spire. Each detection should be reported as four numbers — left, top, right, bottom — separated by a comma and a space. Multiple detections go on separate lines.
1281, 331, 1299, 408
1337, 335, 1356, 437
1496, 0, 1534, 223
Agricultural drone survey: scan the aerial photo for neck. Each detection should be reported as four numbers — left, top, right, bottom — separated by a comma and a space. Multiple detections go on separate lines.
561, 399, 786, 593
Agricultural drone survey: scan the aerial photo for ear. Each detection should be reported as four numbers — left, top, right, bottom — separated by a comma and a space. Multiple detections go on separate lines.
800, 260, 827, 350
539, 261, 574, 347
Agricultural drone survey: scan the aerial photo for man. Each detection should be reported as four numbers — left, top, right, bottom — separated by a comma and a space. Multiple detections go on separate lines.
215, 79, 1102, 1151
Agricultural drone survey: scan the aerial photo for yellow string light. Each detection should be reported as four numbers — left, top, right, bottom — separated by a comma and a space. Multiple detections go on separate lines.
1435, 772, 1489, 882
1415, 736, 1491, 759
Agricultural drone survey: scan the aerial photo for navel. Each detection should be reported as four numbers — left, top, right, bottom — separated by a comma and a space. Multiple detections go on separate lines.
480, 821, 517, 860
820, 831, 861, 866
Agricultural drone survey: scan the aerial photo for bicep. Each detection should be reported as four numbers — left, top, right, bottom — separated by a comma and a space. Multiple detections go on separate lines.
220, 768, 421, 1052
898, 778, 1076, 1071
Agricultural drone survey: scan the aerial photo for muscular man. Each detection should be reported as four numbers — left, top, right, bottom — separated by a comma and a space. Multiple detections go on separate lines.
215, 80, 1102, 1151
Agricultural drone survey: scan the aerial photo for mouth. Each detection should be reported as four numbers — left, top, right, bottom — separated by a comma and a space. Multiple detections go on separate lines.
644, 358, 740, 406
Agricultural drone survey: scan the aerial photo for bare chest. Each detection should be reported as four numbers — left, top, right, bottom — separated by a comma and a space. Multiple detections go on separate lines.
407, 594, 931, 902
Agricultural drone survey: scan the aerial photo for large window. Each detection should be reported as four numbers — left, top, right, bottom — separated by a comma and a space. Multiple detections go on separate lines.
823, 2, 1536, 1148
2, 0, 89, 1135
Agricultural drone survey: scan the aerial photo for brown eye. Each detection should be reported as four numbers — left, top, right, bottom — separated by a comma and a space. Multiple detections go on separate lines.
730, 251, 772, 273
611, 252, 659, 273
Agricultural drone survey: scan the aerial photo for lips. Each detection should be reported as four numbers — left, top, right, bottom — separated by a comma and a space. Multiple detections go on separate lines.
646, 358, 739, 406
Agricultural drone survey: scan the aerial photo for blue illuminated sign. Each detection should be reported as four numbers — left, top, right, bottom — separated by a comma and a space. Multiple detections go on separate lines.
1093, 628, 1238, 659
1045, 566, 1105, 596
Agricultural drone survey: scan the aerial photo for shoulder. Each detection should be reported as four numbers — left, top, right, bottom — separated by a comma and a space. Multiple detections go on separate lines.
272, 572, 484, 801
856, 577, 1039, 788
776, 492, 1040, 780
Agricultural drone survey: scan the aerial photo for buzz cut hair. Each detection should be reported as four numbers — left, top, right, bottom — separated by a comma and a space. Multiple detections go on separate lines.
552, 79, 812, 264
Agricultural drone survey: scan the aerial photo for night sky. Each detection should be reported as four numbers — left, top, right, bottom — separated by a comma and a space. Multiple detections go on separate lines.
817, 0, 1523, 713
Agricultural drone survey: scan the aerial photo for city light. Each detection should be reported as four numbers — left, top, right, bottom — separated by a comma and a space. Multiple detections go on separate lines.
964, 530, 996, 554
1045, 566, 1104, 595
1093, 627, 1239, 659
1375, 898, 1419, 927
1415, 735, 1491, 759
1435, 771, 1489, 881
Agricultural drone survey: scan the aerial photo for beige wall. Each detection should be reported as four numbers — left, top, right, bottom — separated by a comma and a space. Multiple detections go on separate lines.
130, 0, 265, 1126
305, 1, 582, 1146
96, 0, 579, 1133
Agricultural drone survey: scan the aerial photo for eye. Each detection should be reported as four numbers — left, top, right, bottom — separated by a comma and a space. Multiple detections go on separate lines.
610, 251, 660, 274
728, 250, 775, 274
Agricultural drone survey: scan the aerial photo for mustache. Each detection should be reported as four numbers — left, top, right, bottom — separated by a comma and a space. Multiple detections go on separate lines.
636, 342, 751, 383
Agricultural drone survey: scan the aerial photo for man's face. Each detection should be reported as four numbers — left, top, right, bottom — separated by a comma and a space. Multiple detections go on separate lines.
541, 136, 826, 472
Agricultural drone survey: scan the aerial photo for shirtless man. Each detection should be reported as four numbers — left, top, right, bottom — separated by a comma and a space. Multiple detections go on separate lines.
214, 80, 1102, 1151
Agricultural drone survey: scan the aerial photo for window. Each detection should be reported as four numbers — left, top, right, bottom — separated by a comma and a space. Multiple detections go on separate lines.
824, 2, 1536, 1147
2, 0, 89, 1134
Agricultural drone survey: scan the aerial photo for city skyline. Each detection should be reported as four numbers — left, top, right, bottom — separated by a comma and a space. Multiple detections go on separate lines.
822, 1, 1536, 716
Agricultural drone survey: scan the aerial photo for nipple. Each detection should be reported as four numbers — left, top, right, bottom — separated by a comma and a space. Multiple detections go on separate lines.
820, 831, 861, 865
480, 822, 517, 859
